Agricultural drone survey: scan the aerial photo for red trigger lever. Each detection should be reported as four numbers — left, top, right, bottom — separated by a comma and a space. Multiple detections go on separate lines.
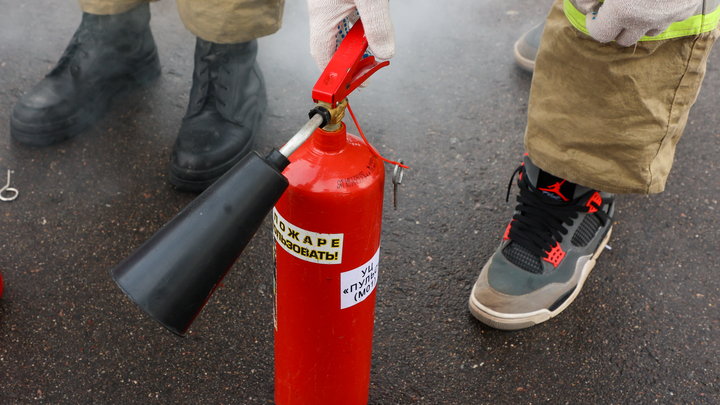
312, 20, 390, 107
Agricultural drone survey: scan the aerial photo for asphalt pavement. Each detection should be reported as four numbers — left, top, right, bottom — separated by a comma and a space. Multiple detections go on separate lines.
1, 0, 720, 404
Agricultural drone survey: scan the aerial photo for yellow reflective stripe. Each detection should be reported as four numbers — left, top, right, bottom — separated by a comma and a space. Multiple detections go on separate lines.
563, 0, 720, 41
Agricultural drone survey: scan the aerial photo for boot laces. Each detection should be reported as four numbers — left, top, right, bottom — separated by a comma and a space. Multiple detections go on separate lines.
48, 27, 91, 77
196, 49, 231, 108
505, 165, 609, 259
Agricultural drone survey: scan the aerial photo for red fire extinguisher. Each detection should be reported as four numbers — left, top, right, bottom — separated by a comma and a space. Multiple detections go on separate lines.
273, 20, 398, 405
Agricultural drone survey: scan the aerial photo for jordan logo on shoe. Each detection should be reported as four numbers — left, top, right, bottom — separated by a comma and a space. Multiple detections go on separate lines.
539, 180, 569, 201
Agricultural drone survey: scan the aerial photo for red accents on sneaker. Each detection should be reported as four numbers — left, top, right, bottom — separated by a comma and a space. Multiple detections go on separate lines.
538, 180, 570, 202
503, 221, 513, 241
586, 192, 602, 213
543, 242, 565, 268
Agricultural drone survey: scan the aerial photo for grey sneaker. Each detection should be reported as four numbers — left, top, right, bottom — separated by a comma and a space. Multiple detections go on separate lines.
469, 156, 614, 330
513, 22, 545, 72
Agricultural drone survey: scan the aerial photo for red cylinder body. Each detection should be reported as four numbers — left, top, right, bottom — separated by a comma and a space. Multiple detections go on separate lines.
273, 122, 384, 405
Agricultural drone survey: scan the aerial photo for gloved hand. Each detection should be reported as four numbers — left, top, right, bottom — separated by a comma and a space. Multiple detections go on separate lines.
307, 0, 395, 70
576, 0, 702, 47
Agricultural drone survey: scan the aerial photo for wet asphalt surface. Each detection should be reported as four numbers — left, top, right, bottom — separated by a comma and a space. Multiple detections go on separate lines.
2, 0, 720, 404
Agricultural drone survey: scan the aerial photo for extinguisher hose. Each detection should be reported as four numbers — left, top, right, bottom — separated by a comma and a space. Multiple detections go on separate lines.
278, 113, 326, 158
346, 103, 409, 170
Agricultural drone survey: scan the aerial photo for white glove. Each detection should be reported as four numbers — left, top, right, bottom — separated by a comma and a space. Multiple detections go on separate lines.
307, 0, 395, 70
576, 0, 702, 47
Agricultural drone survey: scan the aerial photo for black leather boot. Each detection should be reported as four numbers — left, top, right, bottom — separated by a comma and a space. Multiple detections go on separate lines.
10, 4, 160, 146
168, 38, 265, 192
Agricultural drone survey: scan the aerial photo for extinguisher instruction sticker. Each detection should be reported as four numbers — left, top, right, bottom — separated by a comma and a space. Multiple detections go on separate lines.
341, 248, 380, 309
272, 208, 344, 264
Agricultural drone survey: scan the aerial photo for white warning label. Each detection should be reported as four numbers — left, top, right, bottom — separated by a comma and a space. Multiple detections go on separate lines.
341, 248, 380, 309
272, 208, 343, 264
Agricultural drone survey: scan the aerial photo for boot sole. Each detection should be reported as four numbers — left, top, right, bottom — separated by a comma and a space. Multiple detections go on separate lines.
469, 227, 612, 330
167, 135, 257, 193
10, 50, 161, 147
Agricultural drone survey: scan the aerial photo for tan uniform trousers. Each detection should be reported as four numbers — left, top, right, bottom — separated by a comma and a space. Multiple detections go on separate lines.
526, 0, 719, 194
79, 0, 284, 44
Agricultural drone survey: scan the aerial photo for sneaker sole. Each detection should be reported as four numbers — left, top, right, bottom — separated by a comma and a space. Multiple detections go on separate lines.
469, 226, 612, 330
10, 50, 161, 147
513, 38, 535, 73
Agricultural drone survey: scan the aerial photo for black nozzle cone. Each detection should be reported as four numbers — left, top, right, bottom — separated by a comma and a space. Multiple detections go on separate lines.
110, 151, 289, 336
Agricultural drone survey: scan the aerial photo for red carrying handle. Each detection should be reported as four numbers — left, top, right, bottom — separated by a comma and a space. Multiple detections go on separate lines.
312, 20, 390, 107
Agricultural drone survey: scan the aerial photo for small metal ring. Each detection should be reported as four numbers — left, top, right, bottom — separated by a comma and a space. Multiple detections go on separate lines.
0, 187, 18, 202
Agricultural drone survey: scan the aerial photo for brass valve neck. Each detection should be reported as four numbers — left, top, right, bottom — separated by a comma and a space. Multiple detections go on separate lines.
317, 99, 348, 132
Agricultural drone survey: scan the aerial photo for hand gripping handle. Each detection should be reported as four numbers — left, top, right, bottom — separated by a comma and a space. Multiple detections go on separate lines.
311, 20, 390, 107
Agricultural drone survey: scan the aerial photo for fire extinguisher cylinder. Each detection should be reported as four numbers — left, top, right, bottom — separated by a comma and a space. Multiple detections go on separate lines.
274, 119, 385, 405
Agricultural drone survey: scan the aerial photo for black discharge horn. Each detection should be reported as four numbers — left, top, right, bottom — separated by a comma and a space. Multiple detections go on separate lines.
110, 113, 327, 336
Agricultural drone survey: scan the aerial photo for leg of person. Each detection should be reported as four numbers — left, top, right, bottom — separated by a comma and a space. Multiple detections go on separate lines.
470, 0, 719, 329
168, 0, 283, 192
10, 0, 161, 146
470, 154, 615, 330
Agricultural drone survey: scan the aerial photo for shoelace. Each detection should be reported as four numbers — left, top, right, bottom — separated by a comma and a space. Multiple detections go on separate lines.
48, 29, 91, 77
505, 165, 609, 259
195, 49, 231, 108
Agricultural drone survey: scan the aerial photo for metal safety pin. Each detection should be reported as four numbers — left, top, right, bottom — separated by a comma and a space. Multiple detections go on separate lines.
392, 160, 405, 210
1, 170, 19, 202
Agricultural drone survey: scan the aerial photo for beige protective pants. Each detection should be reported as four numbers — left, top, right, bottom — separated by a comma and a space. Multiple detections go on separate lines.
526, 0, 719, 194
79, 0, 284, 44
